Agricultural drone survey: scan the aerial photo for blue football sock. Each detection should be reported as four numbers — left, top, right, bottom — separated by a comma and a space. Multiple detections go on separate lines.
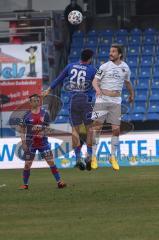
23, 169, 30, 185
50, 165, 61, 182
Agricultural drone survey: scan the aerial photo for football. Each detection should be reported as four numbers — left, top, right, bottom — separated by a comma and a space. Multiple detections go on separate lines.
68, 10, 83, 25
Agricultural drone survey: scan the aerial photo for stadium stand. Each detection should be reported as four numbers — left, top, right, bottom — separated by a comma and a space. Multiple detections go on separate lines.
56, 27, 159, 127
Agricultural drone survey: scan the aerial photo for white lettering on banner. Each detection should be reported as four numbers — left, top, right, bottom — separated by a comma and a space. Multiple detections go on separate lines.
0, 132, 159, 169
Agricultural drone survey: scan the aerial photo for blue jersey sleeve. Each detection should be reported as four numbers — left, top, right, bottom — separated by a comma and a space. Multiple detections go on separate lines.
50, 65, 70, 89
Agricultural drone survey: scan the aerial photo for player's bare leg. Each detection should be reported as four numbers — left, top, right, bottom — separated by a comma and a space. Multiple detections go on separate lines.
109, 124, 120, 171
86, 121, 103, 170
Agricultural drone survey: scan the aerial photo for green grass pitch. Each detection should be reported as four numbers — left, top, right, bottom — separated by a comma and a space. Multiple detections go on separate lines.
1, 166, 159, 240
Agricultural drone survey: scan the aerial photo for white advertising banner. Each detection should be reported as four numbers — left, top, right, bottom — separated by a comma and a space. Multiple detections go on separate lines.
0, 131, 159, 169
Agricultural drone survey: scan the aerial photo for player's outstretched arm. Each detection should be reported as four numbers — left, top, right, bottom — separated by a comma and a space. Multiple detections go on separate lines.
42, 87, 51, 98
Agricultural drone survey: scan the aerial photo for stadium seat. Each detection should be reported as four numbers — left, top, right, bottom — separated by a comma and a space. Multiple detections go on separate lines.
129, 36, 142, 46
143, 35, 156, 45
115, 29, 128, 36
151, 80, 159, 88
126, 57, 139, 67
61, 95, 70, 104
115, 36, 128, 45
98, 36, 113, 47
87, 29, 98, 38
98, 29, 114, 37
129, 28, 142, 36
143, 28, 156, 36
135, 89, 148, 101
54, 116, 69, 124
133, 101, 147, 113
136, 80, 150, 89
97, 47, 109, 58
138, 67, 152, 79
148, 101, 159, 113
146, 112, 159, 120
69, 48, 81, 59
142, 45, 154, 56
72, 30, 84, 38
57, 108, 69, 116
131, 113, 145, 121
71, 38, 84, 48
84, 37, 98, 50
127, 46, 140, 56
140, 56, 153, 67
149, 89, 159, 100
121, 113, 131, 121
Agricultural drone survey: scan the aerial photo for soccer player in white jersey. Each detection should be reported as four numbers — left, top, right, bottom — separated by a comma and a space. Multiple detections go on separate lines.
88, 44, 134, 170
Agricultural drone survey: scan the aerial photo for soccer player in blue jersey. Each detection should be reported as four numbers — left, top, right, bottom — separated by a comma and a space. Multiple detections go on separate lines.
43, 49, 97, 170
19, 94, 66, 189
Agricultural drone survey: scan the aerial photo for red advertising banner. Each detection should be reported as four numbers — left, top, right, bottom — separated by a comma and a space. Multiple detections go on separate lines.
0, 78, 42, 111
0, 43, 43, 112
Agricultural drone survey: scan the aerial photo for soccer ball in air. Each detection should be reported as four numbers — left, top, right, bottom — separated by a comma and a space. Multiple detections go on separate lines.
68, 10, 83, 25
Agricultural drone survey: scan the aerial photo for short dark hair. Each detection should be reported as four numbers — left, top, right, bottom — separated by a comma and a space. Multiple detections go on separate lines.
29, 94, 40, 100
111, 43, 124, 59
81, 48, 94, 61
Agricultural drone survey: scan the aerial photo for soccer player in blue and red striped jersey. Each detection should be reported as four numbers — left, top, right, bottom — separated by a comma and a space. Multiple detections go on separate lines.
43, 49, 97, 170
19, 94, 66, 189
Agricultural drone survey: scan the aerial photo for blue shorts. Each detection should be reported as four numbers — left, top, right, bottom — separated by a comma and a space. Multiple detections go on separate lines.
70, 94, 94, 126
22, 143, 52, 161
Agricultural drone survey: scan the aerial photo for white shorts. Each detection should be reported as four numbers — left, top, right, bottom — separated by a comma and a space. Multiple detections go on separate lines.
92, 96, 121, 126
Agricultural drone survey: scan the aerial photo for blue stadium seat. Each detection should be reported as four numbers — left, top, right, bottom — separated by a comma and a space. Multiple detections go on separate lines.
130, 28, 142, 36
128, 36, 142, 46
87, 29, 98, 38
133, 101, 147, 113
57, 108, 69, 116
126, 57, 138, 67
143, 35, 156, 45
138, 67, 152, 79
97, 47, 109, 58
72, 30, 84, 38
142, 45, 154, 56
135, 89, 148, 101
71, 38, 84, 48
146, 113, 159, 120
115, 29, 128, 36
149, 89, 159, 100
148, 101, 159, 113
151, 80, 159, 88
121, 113, 131, 121
98, 36, 113, 47
122, 89, 129, 102
84, 37, 98, 49
154, 57, 159, 65
54, 116, 69, 124
140, 56, 153, 67
69, 48, 81, 59
98, 29, 114, 37
131, 113, 145, 121
127, 46, 140, 56
68, 57, 79, 63
115, 36, 128, 45
61, 95, 70, 104
143, 28, 156, 36
136, 80, 150, 89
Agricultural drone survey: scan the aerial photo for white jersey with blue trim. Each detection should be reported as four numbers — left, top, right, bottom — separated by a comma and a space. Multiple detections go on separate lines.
95, 60, 131, 103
